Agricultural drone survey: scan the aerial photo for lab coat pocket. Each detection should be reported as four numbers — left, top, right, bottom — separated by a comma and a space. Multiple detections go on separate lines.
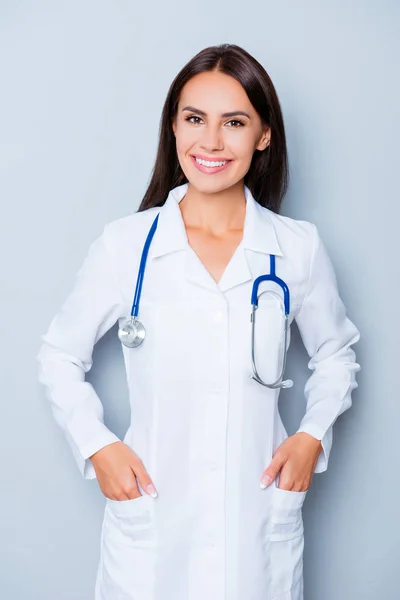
268, 486, 306, 598
105, 492, 153, 530
98, 494, 157, 597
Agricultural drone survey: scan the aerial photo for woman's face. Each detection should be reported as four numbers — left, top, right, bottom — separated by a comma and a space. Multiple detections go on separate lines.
172, 70, 270, 195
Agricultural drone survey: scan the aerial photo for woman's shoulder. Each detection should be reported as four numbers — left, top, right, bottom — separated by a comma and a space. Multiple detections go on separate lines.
102, 206, 160, 252
260, 205, 318, 258
105, 206, 159, 235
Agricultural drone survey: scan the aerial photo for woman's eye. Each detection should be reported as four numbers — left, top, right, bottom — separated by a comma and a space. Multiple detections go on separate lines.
186, 116, 203, 124
226, 119, 245, 128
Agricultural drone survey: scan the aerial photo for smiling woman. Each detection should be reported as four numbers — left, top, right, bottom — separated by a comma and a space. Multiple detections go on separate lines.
37, 43, 360, 600
139, 44, 288, 213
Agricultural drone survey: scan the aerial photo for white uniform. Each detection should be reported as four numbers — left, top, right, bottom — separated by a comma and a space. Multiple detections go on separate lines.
37, 183, 360, 600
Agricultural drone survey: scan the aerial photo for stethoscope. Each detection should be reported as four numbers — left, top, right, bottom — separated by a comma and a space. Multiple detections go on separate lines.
118, 213, 293, 389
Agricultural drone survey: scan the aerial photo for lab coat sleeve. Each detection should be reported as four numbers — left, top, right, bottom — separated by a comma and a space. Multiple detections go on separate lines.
36, 225, 124, 480
294, 224, 360, 473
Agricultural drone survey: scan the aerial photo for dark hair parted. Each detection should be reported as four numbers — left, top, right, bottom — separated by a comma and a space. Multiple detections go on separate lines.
137, 44, 289, 214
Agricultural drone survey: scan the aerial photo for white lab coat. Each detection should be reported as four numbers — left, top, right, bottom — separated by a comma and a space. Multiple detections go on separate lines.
37, 183, 360, 600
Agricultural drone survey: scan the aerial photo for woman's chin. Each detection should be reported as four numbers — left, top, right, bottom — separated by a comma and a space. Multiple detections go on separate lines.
185, 169, 243, 195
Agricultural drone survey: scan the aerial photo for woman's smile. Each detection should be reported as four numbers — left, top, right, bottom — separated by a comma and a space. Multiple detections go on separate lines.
190, 154, 233, 174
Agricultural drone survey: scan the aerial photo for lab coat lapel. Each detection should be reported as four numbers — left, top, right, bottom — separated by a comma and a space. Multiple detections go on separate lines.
216, 242, 252, 292
218, 186, 284, 293
184, 247, 220, 293
149, 185, 188, 260
149, 183, 219, 293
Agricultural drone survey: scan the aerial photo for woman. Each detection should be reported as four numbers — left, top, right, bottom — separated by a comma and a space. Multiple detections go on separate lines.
37, 44, 360, 600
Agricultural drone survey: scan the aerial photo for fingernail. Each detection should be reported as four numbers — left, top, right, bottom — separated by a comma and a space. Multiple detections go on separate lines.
145, 483, 158, 498
260, 475, 273, 489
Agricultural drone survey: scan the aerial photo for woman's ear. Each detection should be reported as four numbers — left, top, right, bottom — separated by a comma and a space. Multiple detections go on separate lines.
256, 126, 271, 151
171, 118, 176, 137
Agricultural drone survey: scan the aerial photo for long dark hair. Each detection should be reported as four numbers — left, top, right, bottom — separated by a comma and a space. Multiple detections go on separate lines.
137, 44, 289, 214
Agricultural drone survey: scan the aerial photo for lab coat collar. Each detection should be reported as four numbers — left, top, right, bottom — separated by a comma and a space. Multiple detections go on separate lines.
149, 182, 283, 260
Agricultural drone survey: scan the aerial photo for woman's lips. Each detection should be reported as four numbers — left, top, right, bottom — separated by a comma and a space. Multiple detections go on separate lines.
190, 155, 233, 175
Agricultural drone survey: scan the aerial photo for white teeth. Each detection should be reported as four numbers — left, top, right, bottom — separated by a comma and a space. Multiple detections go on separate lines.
195, 157, 228, 167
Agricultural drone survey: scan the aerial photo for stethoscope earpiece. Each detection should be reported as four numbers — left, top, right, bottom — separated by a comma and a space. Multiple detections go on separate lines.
281, 379, 294, 389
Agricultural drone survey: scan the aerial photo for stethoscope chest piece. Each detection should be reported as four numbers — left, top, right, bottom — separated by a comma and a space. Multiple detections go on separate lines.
118, 318, 146, 348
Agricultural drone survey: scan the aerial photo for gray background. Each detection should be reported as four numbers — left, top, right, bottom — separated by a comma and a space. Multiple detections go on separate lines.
1, 1, 398, 598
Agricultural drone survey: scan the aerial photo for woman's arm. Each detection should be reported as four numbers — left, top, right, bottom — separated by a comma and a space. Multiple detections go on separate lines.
36, 226, 123, 479
294, 223, 360, 473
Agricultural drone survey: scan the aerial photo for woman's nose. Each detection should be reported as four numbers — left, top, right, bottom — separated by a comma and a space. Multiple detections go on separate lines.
199, 126, 224, 152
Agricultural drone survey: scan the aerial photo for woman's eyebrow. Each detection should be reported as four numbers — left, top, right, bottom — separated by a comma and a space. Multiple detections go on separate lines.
182, 105, 251, 119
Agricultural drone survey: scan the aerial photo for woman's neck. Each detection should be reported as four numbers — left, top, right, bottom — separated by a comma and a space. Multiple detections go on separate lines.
179, 180, 246, 236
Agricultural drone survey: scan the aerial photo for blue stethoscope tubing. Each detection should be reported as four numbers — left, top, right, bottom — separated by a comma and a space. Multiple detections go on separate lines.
117, 213, 159, 348
117, 213, 293, 389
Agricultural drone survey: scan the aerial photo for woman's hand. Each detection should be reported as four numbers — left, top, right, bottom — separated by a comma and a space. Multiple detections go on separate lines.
260, 432, 323, 492
89, 441, 158, 500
